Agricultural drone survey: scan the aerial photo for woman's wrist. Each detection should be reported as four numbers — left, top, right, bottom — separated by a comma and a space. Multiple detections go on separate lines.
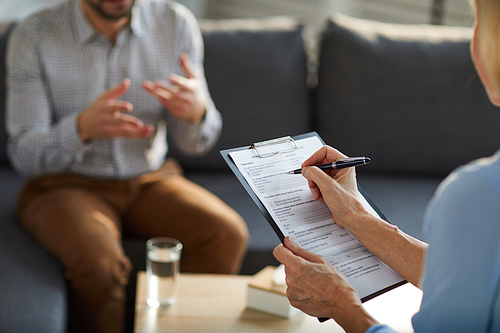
341, 206, 426, 286
339, 200, 380, 237
335, 303, 378, 333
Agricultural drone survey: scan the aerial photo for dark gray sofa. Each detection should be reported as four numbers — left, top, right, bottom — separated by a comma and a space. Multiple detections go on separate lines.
1, 13, 499, 333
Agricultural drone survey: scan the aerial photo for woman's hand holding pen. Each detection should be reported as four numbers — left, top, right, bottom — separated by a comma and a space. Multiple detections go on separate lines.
302, 146, 427, 286
300, 146, 369, 230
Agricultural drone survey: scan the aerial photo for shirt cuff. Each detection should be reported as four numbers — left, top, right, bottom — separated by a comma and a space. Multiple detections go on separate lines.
57, 112, 90, 155
173, 106, 222, 155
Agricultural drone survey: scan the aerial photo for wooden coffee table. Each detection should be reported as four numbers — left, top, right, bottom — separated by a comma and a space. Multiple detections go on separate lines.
134, 271, 422, 333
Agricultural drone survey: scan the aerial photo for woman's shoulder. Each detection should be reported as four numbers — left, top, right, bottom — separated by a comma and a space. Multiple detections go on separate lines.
439, 149, 500, 200
423, 150, 500, 238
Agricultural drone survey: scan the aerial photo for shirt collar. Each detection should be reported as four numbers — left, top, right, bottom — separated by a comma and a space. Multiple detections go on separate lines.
72, 0, 144, 45
72, 0, 97, 44
130, 3, 144, 38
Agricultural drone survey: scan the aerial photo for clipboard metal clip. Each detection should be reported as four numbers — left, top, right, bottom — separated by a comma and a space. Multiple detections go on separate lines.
250, 136, 298, 158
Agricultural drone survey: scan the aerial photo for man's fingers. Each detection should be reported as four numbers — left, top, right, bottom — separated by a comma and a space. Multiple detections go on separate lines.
142, 81, 175, 100
79, 80, 156, 140
117, 113, 144, 127
169, 74, 191, 90
102, 78, 131, 100
112, 116, 153, 138
115, 125, 150, 138
149, 80, 178, 94
180, 53, 196, 79
109, 100, 134, 113
119, 123, 154, 138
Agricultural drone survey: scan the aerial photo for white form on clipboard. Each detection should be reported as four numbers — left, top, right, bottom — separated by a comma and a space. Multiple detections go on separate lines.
224, 133, 405, 301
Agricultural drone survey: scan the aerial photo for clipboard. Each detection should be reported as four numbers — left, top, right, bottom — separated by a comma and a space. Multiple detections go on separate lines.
221, 132, 390, 243
221, 133, 314, 242
221, 132, 407, 306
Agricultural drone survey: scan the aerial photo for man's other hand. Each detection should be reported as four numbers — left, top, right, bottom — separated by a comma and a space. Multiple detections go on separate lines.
142, 53, 206, 124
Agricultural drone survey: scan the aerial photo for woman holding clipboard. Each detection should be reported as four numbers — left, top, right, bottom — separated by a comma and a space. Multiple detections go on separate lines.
274, 1, 500, 332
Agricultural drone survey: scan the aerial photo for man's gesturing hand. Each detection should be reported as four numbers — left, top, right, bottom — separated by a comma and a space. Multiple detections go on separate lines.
142, 54, 206, 123
78, 78, 153, 142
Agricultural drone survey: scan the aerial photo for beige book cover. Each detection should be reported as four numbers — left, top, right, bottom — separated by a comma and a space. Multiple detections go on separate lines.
246, 266, 301, 318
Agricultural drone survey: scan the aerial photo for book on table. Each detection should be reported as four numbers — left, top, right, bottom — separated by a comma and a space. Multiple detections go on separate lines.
246, 265, 300, 318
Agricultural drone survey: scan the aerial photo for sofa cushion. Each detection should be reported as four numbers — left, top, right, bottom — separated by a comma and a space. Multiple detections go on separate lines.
0, 166, 67, 333
0, 22, 15, 166
168, 17, 312, 172
0, 214, 67, 333
316, 14, 500, 176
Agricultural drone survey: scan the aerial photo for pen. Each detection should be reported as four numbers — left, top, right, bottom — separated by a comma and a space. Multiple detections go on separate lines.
286, 157, 371, 174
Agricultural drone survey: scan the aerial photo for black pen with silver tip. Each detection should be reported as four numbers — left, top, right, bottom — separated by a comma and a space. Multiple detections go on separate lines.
286, 157, 371, 175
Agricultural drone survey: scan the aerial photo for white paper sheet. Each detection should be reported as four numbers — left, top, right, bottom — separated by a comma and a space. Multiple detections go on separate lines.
229, 135, 404, 299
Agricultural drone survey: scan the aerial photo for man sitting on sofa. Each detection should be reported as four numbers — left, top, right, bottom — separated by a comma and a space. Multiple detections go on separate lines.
5, 0, 248, 332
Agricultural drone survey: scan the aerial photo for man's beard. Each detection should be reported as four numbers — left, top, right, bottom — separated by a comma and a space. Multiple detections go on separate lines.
83, 0, 135, 21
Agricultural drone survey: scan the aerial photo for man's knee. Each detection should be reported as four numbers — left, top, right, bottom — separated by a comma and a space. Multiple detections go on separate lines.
216, 210, 249, 251
67, 253, 132, 300
179, 210, 248, 274
211, 211, 249, 272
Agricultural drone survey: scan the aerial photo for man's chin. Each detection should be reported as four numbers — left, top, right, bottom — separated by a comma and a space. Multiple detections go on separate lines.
84, 0, 134, 21
103, 10, 132, 20
101, 5, 133, 20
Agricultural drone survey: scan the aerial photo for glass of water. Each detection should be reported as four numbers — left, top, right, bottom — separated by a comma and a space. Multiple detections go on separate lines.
146, 237, 182, 308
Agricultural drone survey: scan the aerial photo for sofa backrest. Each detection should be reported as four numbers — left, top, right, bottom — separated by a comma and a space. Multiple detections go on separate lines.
0, 22, 15, 167
168, 17, 312, 172
316, 14, 500, 176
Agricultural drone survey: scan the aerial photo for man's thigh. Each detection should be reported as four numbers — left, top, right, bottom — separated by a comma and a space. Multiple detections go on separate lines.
124, 174, 248, 273
125, 174, 244, 240
18, 186, 127, 275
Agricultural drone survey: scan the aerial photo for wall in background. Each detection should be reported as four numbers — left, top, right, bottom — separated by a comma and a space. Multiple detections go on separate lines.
203, 0, 474, 27
0, 0, 474, 27
0, 0, 58, 20
0, 0, 473, 88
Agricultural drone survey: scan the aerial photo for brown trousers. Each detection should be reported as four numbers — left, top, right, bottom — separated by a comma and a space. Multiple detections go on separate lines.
17, 159, 248, 333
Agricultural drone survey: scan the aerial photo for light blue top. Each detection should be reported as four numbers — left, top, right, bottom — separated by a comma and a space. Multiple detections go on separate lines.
366, 149, 500, 333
